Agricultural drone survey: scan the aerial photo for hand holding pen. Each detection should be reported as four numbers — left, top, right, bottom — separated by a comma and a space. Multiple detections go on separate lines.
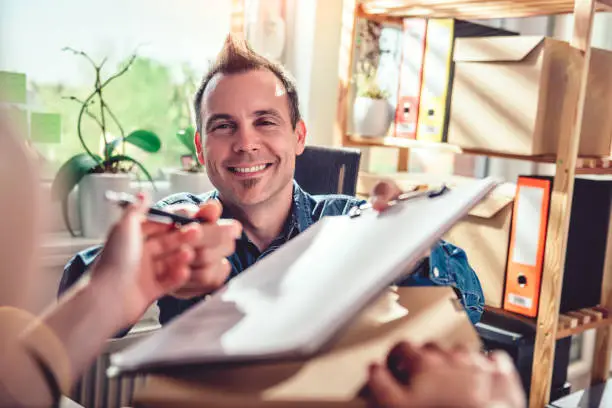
107, 191, 242, 300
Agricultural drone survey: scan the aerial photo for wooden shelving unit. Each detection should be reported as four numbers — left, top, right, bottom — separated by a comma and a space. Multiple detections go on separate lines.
335, 1, 612, 407
346, 134, 612, 173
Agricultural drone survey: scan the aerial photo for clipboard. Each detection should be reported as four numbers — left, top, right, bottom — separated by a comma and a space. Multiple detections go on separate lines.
109, 177, 498, 375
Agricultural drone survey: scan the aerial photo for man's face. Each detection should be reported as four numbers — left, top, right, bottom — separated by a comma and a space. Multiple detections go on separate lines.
196, 69, 306, 208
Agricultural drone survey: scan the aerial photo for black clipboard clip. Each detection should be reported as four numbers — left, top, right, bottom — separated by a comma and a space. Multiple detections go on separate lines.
348, 184, 450, 219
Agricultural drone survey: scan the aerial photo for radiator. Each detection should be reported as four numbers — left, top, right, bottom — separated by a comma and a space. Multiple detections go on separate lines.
70, 327, 158, 408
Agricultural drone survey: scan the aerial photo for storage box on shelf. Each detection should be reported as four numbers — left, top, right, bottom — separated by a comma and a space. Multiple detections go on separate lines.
336, 1, 612, 407
360, 0, 612, 19
448, 36, 612, 157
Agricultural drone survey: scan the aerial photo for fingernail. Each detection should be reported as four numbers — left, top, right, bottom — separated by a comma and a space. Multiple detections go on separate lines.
216, 219, 242, 238
496, 352, 515, 375
233, 224, 242, 239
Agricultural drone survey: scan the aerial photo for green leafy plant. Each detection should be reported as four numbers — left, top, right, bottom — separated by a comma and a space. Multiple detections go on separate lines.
356, 72, 389, 100
354, 20, 389, 100
176, 126, 204, 172
51, 47, 161, 236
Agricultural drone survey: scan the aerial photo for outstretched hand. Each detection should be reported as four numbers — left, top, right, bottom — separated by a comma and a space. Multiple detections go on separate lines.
366, 341, 525, 408
91, 194, 202, 326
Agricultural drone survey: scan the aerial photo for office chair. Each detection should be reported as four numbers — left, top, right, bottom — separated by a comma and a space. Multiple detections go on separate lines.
294, 145, 361, 196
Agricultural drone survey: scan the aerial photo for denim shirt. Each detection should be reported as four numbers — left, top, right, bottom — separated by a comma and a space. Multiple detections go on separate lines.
59, 181, 484, 327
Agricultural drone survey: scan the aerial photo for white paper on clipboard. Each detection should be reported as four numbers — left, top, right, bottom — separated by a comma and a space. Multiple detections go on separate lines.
109, 177, 498, 374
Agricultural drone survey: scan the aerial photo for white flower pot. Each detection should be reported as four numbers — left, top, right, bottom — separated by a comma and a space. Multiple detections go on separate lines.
78, 173, 131, 239
169, 170, 215, 195
352, 96, 393, 137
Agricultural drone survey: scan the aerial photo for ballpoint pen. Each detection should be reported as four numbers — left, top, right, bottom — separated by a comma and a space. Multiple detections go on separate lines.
105, 191, 203, 226
348, 184, 450, 218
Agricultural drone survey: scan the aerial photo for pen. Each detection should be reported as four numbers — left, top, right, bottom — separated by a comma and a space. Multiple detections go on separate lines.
348, 184, 450, 218
105, 191, 203, 226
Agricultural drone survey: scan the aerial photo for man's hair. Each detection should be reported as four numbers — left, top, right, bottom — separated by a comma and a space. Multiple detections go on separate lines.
193, 34, 301, 133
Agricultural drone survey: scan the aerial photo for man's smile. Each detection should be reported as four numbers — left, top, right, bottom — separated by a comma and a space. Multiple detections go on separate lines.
227, 162, 274, 177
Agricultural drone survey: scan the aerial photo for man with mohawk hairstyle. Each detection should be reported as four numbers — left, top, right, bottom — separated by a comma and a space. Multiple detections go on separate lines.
62, 34, 484, 328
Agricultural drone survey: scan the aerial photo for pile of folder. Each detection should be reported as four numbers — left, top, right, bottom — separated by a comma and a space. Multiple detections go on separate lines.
391, 19, 517, 141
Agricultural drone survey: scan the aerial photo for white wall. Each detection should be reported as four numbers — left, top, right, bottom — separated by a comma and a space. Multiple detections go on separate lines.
283, 0, 344, 147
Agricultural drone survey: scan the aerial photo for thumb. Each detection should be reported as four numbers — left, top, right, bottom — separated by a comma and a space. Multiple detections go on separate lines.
195, 199, 223, 223
117, 192, 149, 226
370, 180, 402, 212
367, 363, 413, 408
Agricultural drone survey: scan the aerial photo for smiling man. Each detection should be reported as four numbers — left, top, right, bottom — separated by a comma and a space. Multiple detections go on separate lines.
60, 35, 484, 328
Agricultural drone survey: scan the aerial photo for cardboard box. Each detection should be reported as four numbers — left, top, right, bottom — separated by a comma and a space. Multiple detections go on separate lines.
133, 287, 480, 408
448, 36, 612, 157
444, 183, 516, 308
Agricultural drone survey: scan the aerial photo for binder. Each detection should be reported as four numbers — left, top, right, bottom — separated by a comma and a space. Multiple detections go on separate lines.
394, 18, 427, 139
110, 178, 497, 374
503, 177, 552, 317
416, 19, 455, 143
416, 20, 519, 143
503, 176, 612, 318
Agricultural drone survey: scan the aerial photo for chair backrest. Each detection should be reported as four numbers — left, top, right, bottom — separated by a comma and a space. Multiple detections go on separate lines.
294, 145, 361, 196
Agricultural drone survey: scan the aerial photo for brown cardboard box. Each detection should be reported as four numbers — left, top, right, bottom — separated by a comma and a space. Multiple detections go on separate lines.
448, 36, 612, 157
444, 183, 516, 308
133, 287, 480, 408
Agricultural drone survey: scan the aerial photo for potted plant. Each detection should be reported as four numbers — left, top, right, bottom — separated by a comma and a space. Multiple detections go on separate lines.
352, 20, 393, 137
170, 126, 214, 194
352, 72, 393, 137
51, 48, 161, 238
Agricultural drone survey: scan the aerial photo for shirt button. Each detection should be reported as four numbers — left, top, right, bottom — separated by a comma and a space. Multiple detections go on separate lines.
433, 267, 440, 278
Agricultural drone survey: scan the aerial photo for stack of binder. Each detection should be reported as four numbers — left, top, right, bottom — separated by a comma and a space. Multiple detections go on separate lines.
394, 19, 517, 142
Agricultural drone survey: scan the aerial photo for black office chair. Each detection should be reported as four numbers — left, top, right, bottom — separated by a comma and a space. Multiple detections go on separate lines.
294, 145, 361, 196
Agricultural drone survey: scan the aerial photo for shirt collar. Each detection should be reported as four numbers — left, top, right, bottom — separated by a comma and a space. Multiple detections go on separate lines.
209, 179, 313, 241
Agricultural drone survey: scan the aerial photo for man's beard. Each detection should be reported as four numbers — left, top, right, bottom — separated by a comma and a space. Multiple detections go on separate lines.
239, 178, 261, 189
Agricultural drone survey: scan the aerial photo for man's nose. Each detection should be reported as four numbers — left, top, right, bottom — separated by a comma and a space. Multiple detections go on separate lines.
233, 125, 261, 153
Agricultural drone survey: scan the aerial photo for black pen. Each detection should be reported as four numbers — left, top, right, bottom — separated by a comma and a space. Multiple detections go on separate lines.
348, 184, 450, 218
105, 191, 203, 226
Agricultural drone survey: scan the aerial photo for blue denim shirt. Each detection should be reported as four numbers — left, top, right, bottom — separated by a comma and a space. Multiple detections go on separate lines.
60, 181, 484, 327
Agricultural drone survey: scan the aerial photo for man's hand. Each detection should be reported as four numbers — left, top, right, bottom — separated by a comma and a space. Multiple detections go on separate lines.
153, 200, 242, 300
369, 180, 404, 212
366, 342, 525, 408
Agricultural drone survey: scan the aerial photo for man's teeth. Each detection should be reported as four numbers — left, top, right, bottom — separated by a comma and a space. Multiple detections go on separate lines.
233, 164, 267, 173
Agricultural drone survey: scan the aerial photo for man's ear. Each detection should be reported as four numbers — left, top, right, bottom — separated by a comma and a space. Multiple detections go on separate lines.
195, 131, 205, 165
295, 120, 307, 156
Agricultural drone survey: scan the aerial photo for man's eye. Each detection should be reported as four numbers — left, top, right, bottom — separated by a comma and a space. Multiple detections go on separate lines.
257, 120, 276, 127
213, 123, 233, 131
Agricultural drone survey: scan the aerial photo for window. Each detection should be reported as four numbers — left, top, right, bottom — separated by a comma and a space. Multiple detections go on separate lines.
0, 0, 232, 179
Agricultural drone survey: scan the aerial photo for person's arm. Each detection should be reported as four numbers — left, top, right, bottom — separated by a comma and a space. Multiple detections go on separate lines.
5, 278, 131, 407
3, 198, 200, 407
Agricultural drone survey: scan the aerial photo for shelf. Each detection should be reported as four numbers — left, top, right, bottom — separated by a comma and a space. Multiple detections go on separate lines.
556, 307, 612, 339
485, 305, 612, 339
484, 305, 537, 329
346, 134, 462, 153
361, 0, 612, 20
346, 135, 612, 174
